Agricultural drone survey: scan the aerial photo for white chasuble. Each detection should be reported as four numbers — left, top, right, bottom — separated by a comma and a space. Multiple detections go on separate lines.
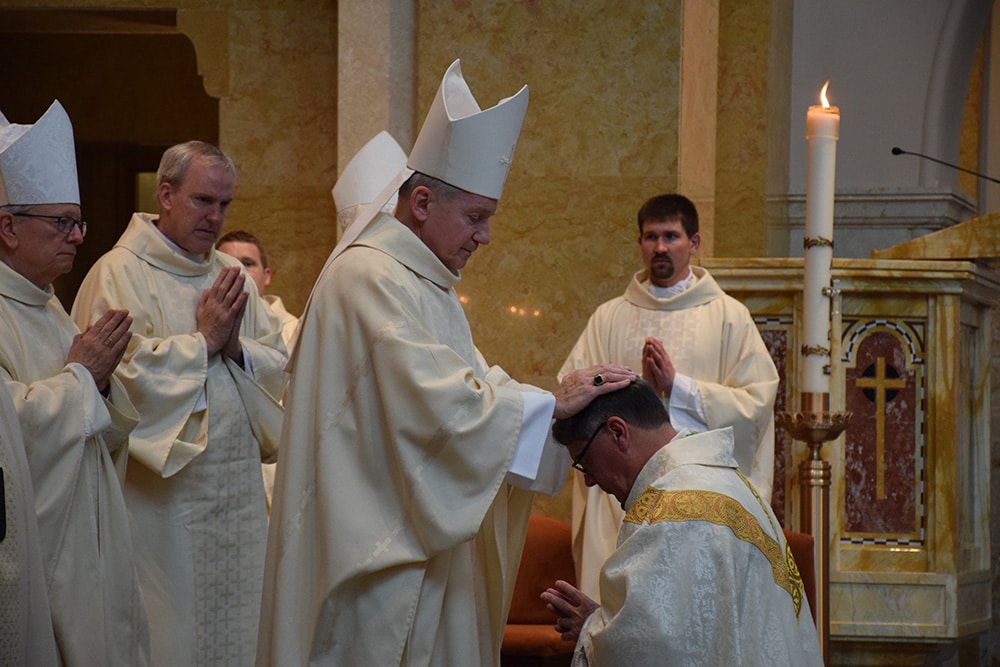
574, 428, 822, 667
0, 384, 58, 666
559, 267, 778, 601
0, 260, 148, 666
72, 213, 287, 666
258, 213, 564, 666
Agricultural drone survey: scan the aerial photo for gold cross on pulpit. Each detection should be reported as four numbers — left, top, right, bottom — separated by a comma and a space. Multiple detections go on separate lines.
855, 356, 907, 499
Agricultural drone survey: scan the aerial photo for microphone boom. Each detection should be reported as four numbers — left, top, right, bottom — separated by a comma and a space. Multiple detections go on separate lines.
891, 146, 1000, 185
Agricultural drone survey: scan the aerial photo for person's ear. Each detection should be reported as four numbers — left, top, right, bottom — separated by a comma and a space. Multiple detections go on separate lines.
157, 182, 173, 212
606, 415, 629, 452
263, 266, 272, 289
409, 186, 433, 224
690, 231, 701, 254
0, 210, 18, 250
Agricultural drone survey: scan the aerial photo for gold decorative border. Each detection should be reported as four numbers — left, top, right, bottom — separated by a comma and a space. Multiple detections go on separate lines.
625, 487, 805, 618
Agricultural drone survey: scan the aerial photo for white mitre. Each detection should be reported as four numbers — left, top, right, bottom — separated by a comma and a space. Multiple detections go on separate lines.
407, 58, 529, 200
329, 59, 529, 264
293, 60, 530, 366
331, 130, 407, 231
0, 100, 80, 207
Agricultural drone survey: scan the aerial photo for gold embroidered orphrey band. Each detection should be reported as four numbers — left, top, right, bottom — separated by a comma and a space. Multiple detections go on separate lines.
624, 487, 806, 619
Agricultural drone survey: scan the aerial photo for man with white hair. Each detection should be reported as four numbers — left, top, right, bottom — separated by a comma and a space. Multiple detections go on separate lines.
258, 60, 633, 666
0, 100, 148, 665
73, 140, 287, 666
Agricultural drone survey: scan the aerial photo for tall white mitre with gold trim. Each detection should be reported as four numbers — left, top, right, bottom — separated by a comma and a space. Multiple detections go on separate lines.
0, 100, 79, 207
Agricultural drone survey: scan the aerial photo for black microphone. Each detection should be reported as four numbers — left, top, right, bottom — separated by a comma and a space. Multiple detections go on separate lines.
891, 146, 1000, 185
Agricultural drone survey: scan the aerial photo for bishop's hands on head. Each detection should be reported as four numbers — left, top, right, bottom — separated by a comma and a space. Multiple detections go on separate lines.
553, 364, 637, 420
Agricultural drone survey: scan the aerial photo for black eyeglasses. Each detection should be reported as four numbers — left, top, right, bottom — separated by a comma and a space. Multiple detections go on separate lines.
12, 213, 88, 238
571, 422, 606, 474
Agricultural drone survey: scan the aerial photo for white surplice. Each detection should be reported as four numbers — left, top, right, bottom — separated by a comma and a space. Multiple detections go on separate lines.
258, 212, 567, 666
574, 427, 822, 667
72, 213, 287, 666
559, 267, 779, 600
0, 260, 148, 666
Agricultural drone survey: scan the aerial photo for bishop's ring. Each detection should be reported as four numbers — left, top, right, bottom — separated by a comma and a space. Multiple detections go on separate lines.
593, 374, 605, 386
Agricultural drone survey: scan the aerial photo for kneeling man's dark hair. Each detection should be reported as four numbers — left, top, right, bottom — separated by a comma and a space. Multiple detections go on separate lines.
552, 378, 668, 446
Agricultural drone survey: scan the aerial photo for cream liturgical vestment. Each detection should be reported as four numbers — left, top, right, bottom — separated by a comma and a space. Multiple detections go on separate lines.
259, 297, 297, 514
560, 266, 778, 600
72, 213, 287, 666
0, 384, 59, 666
263, 294, 298, 353
0, 260, 148, 666
575, 427, 822, 666
258, 213, 566, 666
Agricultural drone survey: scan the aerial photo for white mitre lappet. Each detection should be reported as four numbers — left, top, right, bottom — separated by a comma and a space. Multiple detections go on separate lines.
331, 130, 407, 232
326, 58, 529, 266
0, 100, 79, 207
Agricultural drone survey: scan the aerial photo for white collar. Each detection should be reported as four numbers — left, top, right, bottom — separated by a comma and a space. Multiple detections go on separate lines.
647, 267, 694, 299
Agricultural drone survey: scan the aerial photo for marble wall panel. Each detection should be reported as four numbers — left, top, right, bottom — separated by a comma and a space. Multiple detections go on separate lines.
830, 574, 948, 636
843, 327, 922, 540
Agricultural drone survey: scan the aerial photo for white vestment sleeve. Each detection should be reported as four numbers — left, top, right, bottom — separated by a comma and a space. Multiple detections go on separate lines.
667, 372, 707, 432
66, 363, 112, 439
505, 391, 568, 494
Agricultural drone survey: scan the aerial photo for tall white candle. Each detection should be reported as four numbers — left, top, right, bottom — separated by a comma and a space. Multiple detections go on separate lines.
802, 82, 839, 394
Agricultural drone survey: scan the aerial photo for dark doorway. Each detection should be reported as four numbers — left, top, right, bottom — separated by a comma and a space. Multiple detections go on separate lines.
0, 8, 219, 307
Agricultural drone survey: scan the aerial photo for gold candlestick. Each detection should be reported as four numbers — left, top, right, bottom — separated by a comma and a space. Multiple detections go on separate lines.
778, 391, 851, 665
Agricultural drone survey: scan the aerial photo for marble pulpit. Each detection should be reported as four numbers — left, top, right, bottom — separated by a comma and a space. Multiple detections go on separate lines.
702, 217, 1000, 665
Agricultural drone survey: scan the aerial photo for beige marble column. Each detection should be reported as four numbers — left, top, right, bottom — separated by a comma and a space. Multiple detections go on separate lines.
678, 0, 718, 257
337, 0, 416, 170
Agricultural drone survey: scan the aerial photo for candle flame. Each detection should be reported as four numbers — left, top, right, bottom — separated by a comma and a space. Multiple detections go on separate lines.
820, 81, 831, 109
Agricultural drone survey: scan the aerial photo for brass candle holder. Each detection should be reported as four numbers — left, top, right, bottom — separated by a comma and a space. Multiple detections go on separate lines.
777, 391, 851, 664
